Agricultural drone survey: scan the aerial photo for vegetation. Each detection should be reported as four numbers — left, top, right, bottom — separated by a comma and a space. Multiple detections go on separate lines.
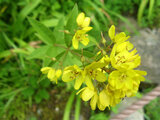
0, 0, 160, 119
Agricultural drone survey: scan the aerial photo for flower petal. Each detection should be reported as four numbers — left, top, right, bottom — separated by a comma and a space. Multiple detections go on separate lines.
81, 87, 94, 101
90, 93, 98, 110
115, 32, 126, 43
95, 70, 106, 82
72, 35, 79, 49
99, 90, 110, 107
76, 12, 85, 27
80, 36, 89, 46
82, 17, 90, 27
85, 75, 94, 90
47, 69, 56, 79
74, 75, 84, 90
108, 25, 115, 40
62, 70, 75, 82
56, 69, 62, 78
41, 67, 51, 74
97, 101, 106, 111
82, 27, 92, 32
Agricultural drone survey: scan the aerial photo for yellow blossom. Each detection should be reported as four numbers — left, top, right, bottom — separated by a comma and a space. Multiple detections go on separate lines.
99, 86, 122, 109
77, 87, 106, 111
116, 41, 134, 53
83, 61, 107, 89
99, 55, 110, 66
110, 45, 141, 70
62, 65, 83, 90
76, 12, 91, 28
108, 25, 130, 43
41, 67, 62, 83
72, 27, 92, 49
108, 69, 147, 96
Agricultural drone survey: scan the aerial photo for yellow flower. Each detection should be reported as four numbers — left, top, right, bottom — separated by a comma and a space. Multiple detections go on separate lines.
76, 12, 91, 28
41, 67, 62, 83
116, 41, 134, 53
99, 90, 110, 108
108, 25, 115, 40
99, 86, 122, 108
72, 27, 92, 49
110, 45, 141, 70
83, 61, 107, 89
108, 70, 147, 95
62, 65, 83, 90
72, 12, 92, 49
99, 55, 110, 66
77, 86, 106, 111
108, 25, 130, 43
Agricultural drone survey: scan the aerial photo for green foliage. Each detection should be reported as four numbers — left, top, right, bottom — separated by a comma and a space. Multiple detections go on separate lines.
90, 112, 109, 120
65, 4, 78, 47
0, 0, 159, 119
28, 18, 56, 45
144, 97, 160, 120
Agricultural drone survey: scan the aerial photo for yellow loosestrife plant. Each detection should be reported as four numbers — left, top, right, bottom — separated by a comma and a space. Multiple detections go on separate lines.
41, 12, 147, 111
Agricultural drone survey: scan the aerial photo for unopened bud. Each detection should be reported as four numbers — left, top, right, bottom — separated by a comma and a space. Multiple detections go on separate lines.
101, 32, 106, 44
102, 50, 106, 55
52, 57, 56, 61
81, 56, 85, 62
102, 38, 106, 44
64, 30, 70, 34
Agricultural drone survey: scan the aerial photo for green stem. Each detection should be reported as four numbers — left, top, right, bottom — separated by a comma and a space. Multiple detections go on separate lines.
63, 91, 76, 120
75, 95, 81, 120
138, 0, 149, 26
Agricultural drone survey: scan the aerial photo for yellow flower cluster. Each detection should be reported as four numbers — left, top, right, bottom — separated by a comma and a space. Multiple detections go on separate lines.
40, 12, 147, 111
72, 12, 92, 49
41, 67, 62, 84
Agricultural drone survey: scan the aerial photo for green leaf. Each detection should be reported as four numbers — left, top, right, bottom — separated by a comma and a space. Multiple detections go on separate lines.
73, 49, 95, 58
29, 77, 38, 89
19, 0, 41, 21
63, 52, 82, 67
40, 89, 49, 100
27, 45, 49, 59
42, 45, 66, 67
36, 89, 50, 101
28, 18, 56, 45
22, 87, 34, 98
35, 94, 42, 104
54, 17, 65, 44
138, 0, 149, 26
41, 18, 59, 27
40, 79, 50, 88
65, 4, 78, 47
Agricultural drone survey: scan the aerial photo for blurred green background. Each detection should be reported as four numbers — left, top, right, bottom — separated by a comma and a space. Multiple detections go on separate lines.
0, 0, 160, 120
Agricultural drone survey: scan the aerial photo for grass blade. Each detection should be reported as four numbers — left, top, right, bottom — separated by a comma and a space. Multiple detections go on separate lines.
138, 0, 149, 26
63, 91, 75, 120
28, 18, 56, 45
19, 0, 41, 21
148, 0, 155, 20
75, 95, 81, 120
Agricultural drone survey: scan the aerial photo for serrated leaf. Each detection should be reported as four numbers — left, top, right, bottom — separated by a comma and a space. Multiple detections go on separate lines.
27, 45, 49, 59
42, 46, 64, 66
63, 52, 82, 67
53, 17, 65, 44
38, 89, 50, 100
65, 4, 78, 47
73, 49, 95, 58
19, 0, 41, 21
22, 87, 34, 98
35, 94, 42, 104
28, 18, 56, 45
29, 77, 38, 89
40, 79, 50, 88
